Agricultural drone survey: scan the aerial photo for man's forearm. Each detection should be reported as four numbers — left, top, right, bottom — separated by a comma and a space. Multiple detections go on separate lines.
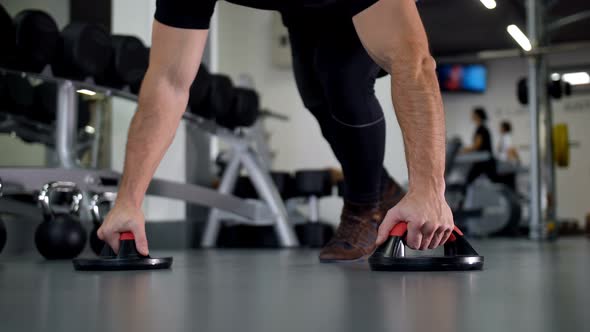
117, 72, 189, 208
391, 58, 446, 195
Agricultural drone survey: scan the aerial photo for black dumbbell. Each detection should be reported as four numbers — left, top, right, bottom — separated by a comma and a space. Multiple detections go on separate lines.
188, 64, 213, 118
0, 178, 7, 254
0, 7, 60, 73
0, 5, 13, 63
35, 182, 87, 259
129, 46, 150, 94
294, 170, 335, 248
0, 215, 6, 255
517, 77, 573, 105
88, 192, 116, 256
208, 74, 236, 121
95, 35, 149, 90
294, 170, 333, 198
1, 74, 35, 116
52, 23, 112, 80
217, 87, 260, 129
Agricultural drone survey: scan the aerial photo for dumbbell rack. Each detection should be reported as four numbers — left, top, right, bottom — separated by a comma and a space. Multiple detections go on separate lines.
0, 67, 299, 248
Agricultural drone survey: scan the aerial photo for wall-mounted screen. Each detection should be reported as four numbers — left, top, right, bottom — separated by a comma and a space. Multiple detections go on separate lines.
437, 64, 487, 93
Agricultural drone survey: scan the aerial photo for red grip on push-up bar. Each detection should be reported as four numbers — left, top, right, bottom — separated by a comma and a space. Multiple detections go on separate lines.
120, 232, 135, 241
389, 222, 463, 242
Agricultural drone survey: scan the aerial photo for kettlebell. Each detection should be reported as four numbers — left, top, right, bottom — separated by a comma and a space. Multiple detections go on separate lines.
88, 192, 116, 256
0, 217, 6, 254
0, 178, 6, 254
35, 182, 87, 259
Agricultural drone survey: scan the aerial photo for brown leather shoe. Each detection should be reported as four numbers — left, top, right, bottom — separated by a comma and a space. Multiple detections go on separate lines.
319, 178, 405, 263
379, 177, 406, 216
319, 201, 383, 262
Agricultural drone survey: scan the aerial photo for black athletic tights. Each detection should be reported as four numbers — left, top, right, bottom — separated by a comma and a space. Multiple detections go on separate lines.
284, 10, 390, 203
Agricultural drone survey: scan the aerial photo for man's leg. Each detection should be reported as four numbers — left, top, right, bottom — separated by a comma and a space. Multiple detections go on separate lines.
287, 13, 403, 202
287, 13, 404, 261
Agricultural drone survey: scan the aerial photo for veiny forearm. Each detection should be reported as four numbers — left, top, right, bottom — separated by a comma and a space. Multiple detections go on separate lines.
117, 71, 189, 208
391, 58, 446, 194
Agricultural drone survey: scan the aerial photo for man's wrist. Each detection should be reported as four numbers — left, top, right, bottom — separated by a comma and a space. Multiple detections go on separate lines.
408, 175, 446, 197
116, 187, 144, 209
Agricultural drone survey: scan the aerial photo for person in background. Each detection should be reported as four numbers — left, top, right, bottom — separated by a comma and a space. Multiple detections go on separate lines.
497, 121, 520, 164
461, 107, 496, 184
496, 120, 520, 190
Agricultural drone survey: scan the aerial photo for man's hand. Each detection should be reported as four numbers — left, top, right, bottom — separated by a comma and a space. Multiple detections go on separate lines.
377, 189, 454, 250
97, 201, 148, 255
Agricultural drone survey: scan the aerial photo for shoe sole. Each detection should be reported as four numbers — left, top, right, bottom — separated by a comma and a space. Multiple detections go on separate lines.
319, 254, 371, 264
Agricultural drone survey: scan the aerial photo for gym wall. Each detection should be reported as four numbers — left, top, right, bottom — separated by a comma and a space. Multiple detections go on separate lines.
444, 50, 590, 224
215, 2, 408, 225
1, 0, 69, 28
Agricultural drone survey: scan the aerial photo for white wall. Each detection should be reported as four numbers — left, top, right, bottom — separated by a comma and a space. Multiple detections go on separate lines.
216, 3, 407, 224
111, 0, 186, 221
1, 0, 70, 28
443, 52, 590, 224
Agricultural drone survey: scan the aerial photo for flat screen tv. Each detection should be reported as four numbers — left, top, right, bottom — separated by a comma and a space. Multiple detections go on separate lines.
437, 64, 487, 93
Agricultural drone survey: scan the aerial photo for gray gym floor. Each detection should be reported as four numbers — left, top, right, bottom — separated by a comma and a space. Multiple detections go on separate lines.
0, 238, 589, 332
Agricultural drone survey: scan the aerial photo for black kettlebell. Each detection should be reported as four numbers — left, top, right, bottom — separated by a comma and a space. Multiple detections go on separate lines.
88, 192, 116, 256
0, 178, 6, 254
35, 182, 87, 259
0, 217, 6, 254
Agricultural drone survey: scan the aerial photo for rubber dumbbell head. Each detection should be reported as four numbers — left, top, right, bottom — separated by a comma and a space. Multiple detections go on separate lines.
12, 10, 60, 72
271, 172, 294, 200
294, 170, 333, 198
217, 87, 260, 129
0, 178, 6, 254
207, 74, 235, 122
0, 4, 16, 69
0, 217, 6, 254
4, 75, 35, 115
52, 23, 112, 80
188, 64, 213, 118
95, 35, 149, 89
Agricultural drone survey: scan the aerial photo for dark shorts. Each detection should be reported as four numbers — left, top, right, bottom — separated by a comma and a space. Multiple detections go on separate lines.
155, 0, 380, 30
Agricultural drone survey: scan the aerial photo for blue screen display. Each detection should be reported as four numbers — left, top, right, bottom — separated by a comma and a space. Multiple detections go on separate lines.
437, 64, 487, 93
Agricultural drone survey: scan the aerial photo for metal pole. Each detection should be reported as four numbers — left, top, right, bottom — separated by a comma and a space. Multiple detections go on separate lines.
308, 196, 319, 223
527, 0, 543, 240
90, 99, 105, 168
55, 80, 78, 169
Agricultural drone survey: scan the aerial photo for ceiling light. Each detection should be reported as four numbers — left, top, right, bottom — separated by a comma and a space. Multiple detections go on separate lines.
76, 89, 96, 96
507, 25, 532, 51
480, 0, 497, 9
551, 73, 561, 81
84, 126, 96, 134
562, 72, 590, 86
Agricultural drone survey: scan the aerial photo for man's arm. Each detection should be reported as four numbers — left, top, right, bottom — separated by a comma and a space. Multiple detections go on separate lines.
98, 21, 207, 254
353, 0, 454, 249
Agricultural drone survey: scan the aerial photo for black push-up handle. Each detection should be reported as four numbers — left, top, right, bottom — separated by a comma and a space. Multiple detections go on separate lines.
73, 232, 173, 271
369, 222, 484, 272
